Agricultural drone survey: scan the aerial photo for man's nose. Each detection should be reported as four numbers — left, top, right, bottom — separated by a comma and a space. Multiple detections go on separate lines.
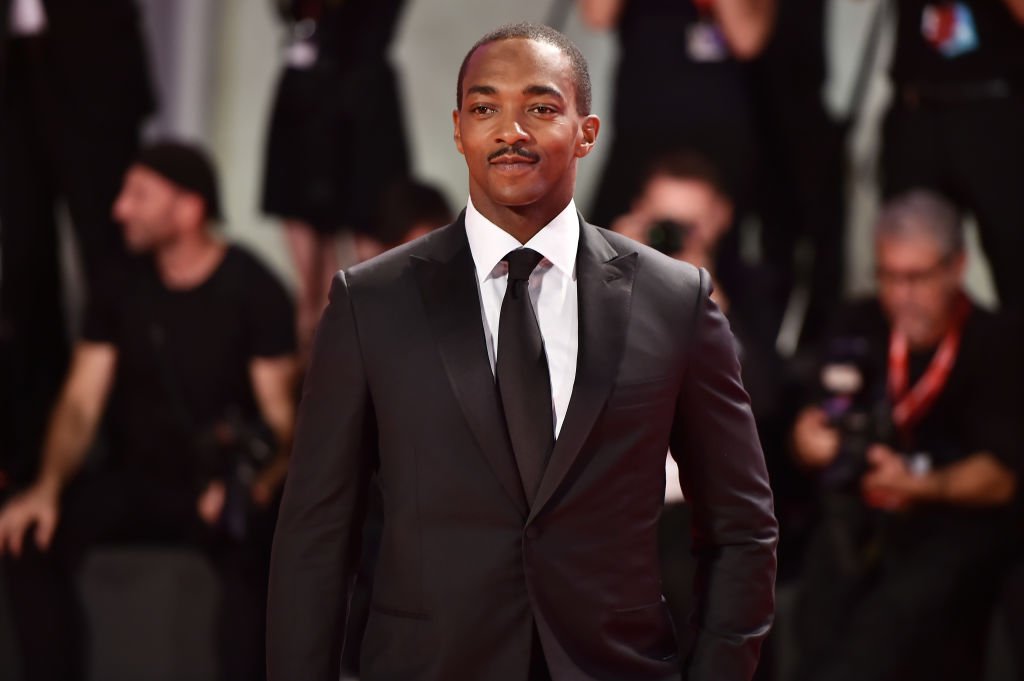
495, 111, 529, 146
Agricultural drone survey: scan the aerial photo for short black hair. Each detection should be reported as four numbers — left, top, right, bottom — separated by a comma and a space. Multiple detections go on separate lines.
456, 22, 592, 115
376, 179, 454, 246
643, 151, 730, 202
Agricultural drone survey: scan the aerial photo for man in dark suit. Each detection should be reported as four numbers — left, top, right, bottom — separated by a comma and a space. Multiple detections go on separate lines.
267, 23, 778, 681
0, 0, 154, 493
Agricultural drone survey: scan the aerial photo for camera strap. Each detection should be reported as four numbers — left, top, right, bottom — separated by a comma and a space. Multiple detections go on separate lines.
887, 293, 971, 436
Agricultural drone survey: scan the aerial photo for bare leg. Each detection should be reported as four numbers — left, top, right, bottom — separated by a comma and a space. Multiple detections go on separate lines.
283, 220, 328, 359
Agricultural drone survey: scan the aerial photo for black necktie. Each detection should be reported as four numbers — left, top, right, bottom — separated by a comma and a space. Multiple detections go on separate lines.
496, 248, 554, 503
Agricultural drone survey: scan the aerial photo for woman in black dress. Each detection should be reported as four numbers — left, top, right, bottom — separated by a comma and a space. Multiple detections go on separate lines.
262, 0, 410, 352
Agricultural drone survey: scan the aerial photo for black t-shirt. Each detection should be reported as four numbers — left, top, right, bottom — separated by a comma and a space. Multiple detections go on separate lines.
891, 0, 1024, 87
813, 298, 1023, 474
82, 245, 295, 483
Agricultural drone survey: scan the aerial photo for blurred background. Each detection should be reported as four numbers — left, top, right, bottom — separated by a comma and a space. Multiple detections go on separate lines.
0, 0, 1022, 680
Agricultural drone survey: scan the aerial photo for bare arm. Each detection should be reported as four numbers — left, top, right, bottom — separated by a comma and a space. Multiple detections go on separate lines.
913, 453, 1016, 506
862, 446, 1017, 511
0, 342, 117, 554
577, 0, 626, 30
248, 355, 297, 505
1004, 0, 1024, 24
714, 0, 777, 60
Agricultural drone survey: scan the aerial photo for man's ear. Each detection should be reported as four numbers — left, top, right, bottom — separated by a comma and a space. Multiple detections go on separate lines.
575, 114, 601, 159
176, 193, 206, 231
453, 109, 464, 156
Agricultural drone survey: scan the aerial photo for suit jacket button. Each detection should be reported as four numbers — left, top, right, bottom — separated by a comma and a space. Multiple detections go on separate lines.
525, 526, 540, 540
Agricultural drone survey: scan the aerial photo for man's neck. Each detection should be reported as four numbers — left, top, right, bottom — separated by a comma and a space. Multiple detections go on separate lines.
469, 191, 574, 245
155, 231, 226, 290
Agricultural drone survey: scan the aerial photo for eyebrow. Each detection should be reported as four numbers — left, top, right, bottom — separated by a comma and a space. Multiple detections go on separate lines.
465, 84, 566, 101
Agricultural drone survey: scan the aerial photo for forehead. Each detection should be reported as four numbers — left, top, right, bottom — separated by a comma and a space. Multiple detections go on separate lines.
126, 165, 175, 193
644, 177, 717, 208
463, 38, 573, 98
877, 232, 944, 265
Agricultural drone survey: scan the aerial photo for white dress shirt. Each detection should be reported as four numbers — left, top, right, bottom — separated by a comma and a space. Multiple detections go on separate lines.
464, 197, 579, 438
9, 0, 48, 36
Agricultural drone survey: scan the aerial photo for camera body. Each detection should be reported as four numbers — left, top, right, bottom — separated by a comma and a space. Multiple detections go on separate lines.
645, 219, 694, 256
817, 335, 894, 490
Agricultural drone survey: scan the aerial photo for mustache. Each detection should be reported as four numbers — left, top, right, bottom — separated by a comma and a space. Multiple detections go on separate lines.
488, 146, 540, 163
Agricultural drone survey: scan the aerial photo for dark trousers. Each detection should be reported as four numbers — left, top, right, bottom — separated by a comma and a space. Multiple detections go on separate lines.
2, 470, 275, 681
881, 95, 1024, 311
1001, 547, 1024, 681
0, 37, 141, 483
756, 96, 846, 347
794, 495, 1007, 681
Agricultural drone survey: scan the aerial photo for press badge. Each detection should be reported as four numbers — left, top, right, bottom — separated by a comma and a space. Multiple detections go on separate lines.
686, 20, 730, 63
921, 2, 980, 58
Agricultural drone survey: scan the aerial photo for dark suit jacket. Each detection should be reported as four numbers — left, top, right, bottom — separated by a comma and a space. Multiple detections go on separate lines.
267, 215, 778, 681
0, 0, 154, 125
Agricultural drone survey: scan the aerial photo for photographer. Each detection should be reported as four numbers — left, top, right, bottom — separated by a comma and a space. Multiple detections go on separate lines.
791, 190, 1022, 681
0, 141, 296, 681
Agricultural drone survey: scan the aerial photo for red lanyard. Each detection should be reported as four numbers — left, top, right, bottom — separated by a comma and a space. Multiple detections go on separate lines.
693, 0, 715, 17
887, 294, 971, 436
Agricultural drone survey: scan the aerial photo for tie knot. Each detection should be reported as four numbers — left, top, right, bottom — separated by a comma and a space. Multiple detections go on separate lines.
504, 248, 544, 283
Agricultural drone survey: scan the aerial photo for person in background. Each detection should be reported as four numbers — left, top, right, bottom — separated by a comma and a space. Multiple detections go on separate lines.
791, 190, 1021, 681
751, 0, 846, 350
374, 179, 455, 250
579, 0, 774, 294
880, 0, 1024, 311
0, 0, 155, 526
261, 0, 410, 355
0, 141, 297, 681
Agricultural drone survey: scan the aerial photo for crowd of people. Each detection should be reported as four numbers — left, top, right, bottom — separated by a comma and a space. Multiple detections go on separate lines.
0, 0, 1022, 680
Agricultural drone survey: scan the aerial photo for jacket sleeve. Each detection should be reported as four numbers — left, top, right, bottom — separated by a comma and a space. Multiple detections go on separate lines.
669, 268, 779, 681
267, 271, 377, 680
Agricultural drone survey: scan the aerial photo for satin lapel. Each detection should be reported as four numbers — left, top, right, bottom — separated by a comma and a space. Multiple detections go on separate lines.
411, 220, 529, 517
528, 221, 637, 524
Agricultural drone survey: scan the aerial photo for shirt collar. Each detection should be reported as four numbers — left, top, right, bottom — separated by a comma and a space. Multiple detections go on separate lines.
464, 196, 579, 283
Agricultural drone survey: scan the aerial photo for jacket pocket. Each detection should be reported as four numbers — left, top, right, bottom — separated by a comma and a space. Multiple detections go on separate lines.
604, 599, 678, 661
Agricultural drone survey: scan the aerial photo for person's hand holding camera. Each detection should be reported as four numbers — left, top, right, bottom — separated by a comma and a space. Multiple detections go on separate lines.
0, 481, 61, 557
861, 444, 924, 512
250, 457, 288, 508
793, 406, 841, 469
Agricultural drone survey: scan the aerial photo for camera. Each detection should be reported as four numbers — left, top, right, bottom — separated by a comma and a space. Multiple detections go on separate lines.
817, 335, 894, 490
197, 407, 276, 540
645, 219, 694, 255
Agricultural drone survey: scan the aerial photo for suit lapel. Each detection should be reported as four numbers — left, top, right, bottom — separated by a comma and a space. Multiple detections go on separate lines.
412, 217, 529, 517
528, 220, 637, 524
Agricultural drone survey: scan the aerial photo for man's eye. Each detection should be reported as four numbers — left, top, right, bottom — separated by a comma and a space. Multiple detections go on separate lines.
531, 105, 557, 114
471, 104, 494, 114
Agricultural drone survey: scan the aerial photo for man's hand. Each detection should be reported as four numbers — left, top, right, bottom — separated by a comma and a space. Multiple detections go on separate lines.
0, 483, 61, 557
251, 458, 288, 508
792, 407, 840, 469
197, 480, 226, 527
861, 445, 924, 512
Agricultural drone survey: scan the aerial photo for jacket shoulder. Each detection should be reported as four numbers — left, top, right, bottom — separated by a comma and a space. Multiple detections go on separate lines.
593, 224, 704, 296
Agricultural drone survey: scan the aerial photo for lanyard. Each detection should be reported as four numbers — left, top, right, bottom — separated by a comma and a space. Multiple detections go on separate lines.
887, 294, 971, 436
693, 0, 715, 18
